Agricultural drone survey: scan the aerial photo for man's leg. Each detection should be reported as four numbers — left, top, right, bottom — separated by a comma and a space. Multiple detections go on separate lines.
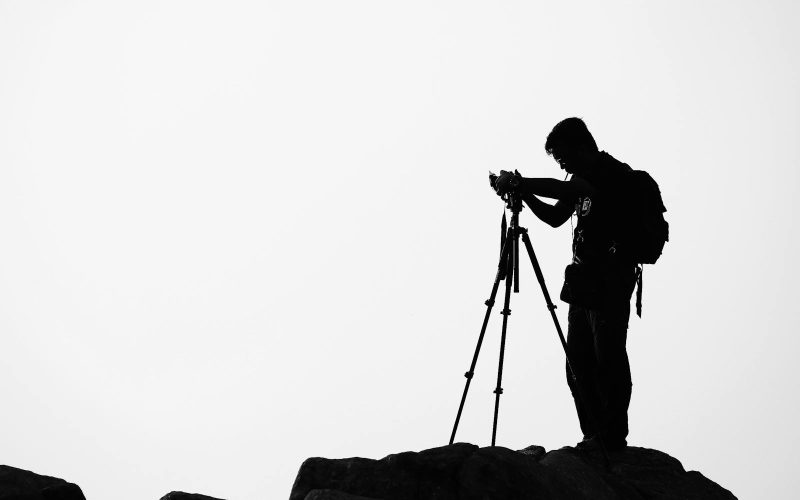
590, 302, 632, 448
566, 304, 603, 440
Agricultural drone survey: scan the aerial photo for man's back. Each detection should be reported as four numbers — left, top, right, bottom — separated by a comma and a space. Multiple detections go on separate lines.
572, 151, 634, 268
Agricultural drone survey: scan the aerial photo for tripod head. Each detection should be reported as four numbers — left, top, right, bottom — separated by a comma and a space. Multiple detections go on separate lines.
488, 171, 524, 214
501, 191, 524, 214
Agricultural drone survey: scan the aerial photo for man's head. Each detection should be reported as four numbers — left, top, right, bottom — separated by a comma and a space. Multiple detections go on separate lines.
544, 117, 600, 176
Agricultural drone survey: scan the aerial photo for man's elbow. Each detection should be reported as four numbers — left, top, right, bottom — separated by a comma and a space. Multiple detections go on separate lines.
547, 214, 571, 228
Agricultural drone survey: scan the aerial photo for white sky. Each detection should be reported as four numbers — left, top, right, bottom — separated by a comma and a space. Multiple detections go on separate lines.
1, 1, 798, 499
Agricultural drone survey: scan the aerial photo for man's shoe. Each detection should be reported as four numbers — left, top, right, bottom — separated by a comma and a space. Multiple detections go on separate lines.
576, 436, 627, 452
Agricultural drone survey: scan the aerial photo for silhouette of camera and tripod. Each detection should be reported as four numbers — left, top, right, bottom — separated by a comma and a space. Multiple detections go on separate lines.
448, 175, 608, 458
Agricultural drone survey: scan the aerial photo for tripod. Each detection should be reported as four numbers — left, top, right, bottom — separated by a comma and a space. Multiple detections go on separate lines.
448, 192, 603, 456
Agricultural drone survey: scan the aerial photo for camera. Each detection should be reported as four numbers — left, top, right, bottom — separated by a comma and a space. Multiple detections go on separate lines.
488, 170, 522, 195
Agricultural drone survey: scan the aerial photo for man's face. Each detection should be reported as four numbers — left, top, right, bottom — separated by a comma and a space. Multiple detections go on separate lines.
553, 149, 580, 175
553, 145, 595, 177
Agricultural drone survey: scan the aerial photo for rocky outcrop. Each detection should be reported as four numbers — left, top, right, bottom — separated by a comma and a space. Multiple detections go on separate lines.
0, 465, 85, 500
0, 468, 228, 500
290, 443, 737, 500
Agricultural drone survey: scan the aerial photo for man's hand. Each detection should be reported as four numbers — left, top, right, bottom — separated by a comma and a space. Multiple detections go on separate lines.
493, 170, 520, 195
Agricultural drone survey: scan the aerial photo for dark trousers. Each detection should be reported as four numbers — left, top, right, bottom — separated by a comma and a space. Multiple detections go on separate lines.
565, 270, 636, 445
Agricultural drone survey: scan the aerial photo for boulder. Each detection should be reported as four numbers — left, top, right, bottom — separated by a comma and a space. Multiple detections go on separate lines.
0, 465, 85, 500
289, 443, 737, 500
159, 493, 226, 500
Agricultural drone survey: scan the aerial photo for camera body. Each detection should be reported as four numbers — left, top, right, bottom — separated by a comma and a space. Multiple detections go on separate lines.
489, 170, 523, 210
489, 170, 521, 193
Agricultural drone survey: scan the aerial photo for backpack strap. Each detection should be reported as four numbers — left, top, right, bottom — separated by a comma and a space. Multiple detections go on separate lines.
635, 265, 643, 317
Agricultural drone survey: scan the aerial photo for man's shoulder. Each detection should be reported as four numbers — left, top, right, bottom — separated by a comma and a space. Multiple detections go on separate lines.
599, 151, 633, 174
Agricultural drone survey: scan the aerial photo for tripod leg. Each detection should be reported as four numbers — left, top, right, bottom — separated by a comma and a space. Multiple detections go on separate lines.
513, 227, 520, 293
492, 232, 516, 446
449, 229, 514, 445
519, 229, 610, 466
519, 230, 570, 367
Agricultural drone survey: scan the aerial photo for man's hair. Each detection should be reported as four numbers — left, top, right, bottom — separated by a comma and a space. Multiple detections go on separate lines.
544, 117, 598, 156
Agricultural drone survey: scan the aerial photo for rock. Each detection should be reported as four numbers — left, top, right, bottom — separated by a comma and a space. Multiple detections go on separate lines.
0, 465, 85, 500
159, 493, 225, 500
289, 443, 737, 500
516, 444, 546, 460
303, 491, 379, 500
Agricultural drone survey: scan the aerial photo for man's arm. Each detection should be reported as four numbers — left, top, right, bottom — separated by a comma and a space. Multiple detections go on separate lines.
516, 176, 596, 200
521, 194, 575, 228
493, 171, 595, 227
494, 170, 596, 200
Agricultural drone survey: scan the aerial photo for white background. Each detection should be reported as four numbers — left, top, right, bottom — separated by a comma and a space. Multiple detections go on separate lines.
1, 1, 798, 499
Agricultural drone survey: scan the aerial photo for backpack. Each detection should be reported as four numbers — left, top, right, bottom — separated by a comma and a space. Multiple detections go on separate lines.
613, 169, 669, 317
618, 170, 669, 265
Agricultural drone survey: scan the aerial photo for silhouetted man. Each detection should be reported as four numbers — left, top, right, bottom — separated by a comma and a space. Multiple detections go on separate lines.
494, 117, 637, 451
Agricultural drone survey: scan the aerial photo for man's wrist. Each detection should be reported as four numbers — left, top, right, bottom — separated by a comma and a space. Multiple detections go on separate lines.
517, 177, 538, 195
